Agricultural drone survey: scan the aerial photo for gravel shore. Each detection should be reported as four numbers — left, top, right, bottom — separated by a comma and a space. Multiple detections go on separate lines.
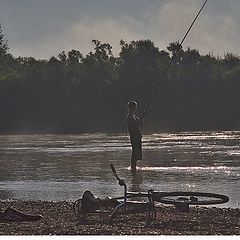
0, 200, 240, 235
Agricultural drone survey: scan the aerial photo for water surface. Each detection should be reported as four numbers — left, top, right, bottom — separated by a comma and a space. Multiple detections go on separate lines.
0, 131, 239, 208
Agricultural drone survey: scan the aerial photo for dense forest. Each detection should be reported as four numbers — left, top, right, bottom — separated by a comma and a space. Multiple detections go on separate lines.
0, 24, 240, 134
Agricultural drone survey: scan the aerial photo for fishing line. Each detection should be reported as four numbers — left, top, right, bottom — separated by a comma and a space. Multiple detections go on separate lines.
142, 0, 208, 118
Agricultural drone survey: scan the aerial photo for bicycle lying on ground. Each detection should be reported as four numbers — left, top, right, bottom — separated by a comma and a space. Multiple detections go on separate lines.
74, 164, 229, 223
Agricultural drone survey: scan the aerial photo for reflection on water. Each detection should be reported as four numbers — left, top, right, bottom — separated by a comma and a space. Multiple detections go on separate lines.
0, 131, 239, 208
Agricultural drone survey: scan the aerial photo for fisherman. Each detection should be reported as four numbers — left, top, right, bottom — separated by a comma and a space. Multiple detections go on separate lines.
127, 101, 144, 171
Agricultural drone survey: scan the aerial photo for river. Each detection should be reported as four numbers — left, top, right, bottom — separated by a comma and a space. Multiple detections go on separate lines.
0, 131, 239, 208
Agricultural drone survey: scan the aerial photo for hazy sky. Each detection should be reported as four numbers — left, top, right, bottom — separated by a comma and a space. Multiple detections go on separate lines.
0, 0, 239, 59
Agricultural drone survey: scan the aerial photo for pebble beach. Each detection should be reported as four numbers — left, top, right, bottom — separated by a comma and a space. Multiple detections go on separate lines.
0, 200, 240, 235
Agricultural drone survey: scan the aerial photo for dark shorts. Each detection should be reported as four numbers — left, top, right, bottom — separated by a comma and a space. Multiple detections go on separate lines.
130, 138, 142, 161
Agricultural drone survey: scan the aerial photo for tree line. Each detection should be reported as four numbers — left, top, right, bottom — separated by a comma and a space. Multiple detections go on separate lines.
0, 24, 240, 134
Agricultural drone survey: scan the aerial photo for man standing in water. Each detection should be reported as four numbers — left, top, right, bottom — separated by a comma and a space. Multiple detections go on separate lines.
127, 101, 144, 171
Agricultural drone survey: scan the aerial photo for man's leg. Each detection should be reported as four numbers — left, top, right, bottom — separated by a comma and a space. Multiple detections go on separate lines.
131, 156, 137, 171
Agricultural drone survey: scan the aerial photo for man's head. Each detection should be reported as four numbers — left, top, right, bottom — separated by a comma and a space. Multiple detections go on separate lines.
128, 101, 137, 113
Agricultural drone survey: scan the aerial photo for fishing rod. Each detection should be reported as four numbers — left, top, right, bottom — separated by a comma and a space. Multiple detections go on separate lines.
142, 0, 208, 118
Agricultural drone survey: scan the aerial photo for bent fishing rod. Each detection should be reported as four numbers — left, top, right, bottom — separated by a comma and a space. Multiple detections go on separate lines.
142, 0, 208, 118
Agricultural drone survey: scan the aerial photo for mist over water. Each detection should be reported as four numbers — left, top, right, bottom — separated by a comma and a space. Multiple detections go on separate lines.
0, 131, 239, 208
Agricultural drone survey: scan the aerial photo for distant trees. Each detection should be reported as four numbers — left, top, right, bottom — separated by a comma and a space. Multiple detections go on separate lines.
0, 24, 8, 55
0, 24, 240, 133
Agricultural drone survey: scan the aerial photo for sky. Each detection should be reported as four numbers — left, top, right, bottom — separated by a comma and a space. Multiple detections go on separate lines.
0, 0, 240, 59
